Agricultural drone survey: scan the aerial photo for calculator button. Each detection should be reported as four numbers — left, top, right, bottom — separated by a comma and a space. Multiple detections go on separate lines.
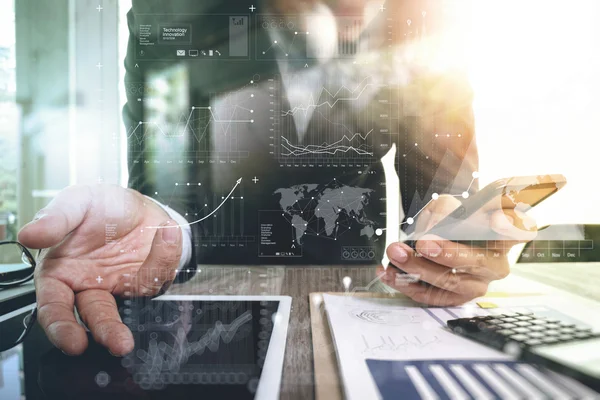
575, 327, 592, 332
484, 325, 500, 332
546, 324, 561, 329
558, 334, 574, 342
500, 323, 517, 329
488, 319, 503, 325
514, 321, 531, 327
531, 320, 547, 325
497, 329, 516, 336
515, 316, 533, 321
510, 334, 529, 342
529, 325, 545, 331
526, 339, 543, 346
545, 330, 560, 336
503, 313, 520, 318
561, 328, 576, 334
502, 318, 518, 323
528, 332, 545, 338
559, 322, 576, 328
516, 311, 534, 315
574, 332, 591, 339
541, 337, 559, 344
513, 327, 530, 334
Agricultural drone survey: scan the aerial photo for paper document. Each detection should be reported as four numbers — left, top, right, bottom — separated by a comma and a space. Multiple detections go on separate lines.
322, 294, 598, 400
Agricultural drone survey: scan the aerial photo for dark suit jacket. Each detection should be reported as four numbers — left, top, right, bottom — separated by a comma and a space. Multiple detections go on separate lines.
123, 0, 478, 275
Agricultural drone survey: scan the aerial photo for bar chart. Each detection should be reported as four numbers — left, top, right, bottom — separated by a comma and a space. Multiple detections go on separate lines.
367, 359, 599, 400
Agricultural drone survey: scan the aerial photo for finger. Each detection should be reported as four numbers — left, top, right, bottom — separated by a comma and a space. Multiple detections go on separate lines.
424, 195, 462, 232
75, 290, 134, 356
404, 284, 474, 306
415, 234, 510, 280
381, 278, 474, 306
378, 264, 421, 286
18, 185, 93, 249
414, 195, 462, 237
35, 274, 88, 355
409, 284, 477, 306
134, 220, 182, 296
425, 207, 537, 243
489, 209, 537, 243
413, 209, 432, 237
386, 242, 489, 297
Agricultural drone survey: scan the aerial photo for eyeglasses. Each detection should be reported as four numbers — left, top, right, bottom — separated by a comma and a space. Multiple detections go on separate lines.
0, 241, 36, 288
0, 241, 38, 352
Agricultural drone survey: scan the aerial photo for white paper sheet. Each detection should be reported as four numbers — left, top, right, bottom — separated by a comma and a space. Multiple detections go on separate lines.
322, 294, 509, 400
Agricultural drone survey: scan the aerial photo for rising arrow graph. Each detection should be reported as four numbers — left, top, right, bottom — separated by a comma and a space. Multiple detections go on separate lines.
147, 178, 243, 229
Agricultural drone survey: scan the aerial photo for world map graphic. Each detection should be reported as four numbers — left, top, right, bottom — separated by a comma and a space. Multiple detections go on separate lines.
273, 180, 377, 243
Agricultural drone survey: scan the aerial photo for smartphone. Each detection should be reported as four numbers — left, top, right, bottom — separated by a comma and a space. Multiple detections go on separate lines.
390, 174, 567, 286
413, 174, 567, 244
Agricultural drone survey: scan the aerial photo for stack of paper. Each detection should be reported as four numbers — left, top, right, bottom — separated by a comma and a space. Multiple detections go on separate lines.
322, 294, 599, 400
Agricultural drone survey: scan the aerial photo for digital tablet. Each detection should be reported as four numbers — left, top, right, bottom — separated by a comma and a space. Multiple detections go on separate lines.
121, 295, 292, 400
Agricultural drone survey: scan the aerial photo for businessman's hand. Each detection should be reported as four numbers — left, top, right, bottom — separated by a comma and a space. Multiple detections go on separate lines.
381, 195, 537, 306
18, 184, 183, 356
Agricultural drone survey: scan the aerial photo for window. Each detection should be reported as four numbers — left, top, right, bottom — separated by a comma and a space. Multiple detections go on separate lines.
0, 0, 17, 242
11, 1, 123, 231
467, 0, 600, 226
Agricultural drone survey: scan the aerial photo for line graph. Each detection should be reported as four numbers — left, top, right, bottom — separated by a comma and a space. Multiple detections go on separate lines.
261, 31, 309, 58
257, 15, 308, 60
146, 178, 243, 229
281, 75, 386, 117
127, 106, 253, 139
257, 14, 376, 60
136, 310, 252, 366
128, 80, 257, 162
376, 172, 480, 236
352, 309, 422, 326
125, 307, 254, 389
280, 129, 374, 156
150, 177, 254, 247
361, 334, 441, 355
272, 73, 390, 164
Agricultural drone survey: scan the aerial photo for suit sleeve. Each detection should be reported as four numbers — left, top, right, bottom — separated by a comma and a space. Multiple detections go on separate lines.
378, 69, 479, 224
122, 7, 198, 283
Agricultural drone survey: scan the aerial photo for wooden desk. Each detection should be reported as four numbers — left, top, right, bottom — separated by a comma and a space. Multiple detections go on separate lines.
166, 264, 600, 400
512, 261, 600, 302
167, 265, 380, 400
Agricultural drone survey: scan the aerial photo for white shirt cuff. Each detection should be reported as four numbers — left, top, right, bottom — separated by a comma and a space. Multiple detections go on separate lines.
144, 196, 193, 271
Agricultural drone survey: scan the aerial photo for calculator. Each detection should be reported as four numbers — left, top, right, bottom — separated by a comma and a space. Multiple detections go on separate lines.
447, 312, 600, 392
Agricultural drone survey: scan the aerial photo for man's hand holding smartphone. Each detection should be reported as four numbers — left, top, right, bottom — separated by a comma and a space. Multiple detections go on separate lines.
381, 193, 538, 306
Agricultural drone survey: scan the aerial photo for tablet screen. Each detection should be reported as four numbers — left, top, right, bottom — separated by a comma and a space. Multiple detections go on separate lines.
121, 299, 280, 399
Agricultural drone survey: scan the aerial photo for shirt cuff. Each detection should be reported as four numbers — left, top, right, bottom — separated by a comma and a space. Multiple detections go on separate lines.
144, 196, 193, 272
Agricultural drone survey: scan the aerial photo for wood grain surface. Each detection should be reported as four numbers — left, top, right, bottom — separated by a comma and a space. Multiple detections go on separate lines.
167, 265, 381, 400
166, 263, 600, 399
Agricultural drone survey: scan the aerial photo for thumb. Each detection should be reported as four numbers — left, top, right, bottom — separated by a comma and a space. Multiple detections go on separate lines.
490, 209, 538, 243
18, 185, 93, 249
135, 220, 182, 296
424, 195, 462, 232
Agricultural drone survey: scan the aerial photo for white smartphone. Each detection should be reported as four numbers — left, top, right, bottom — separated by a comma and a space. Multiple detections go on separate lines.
410, 174, 567, 245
